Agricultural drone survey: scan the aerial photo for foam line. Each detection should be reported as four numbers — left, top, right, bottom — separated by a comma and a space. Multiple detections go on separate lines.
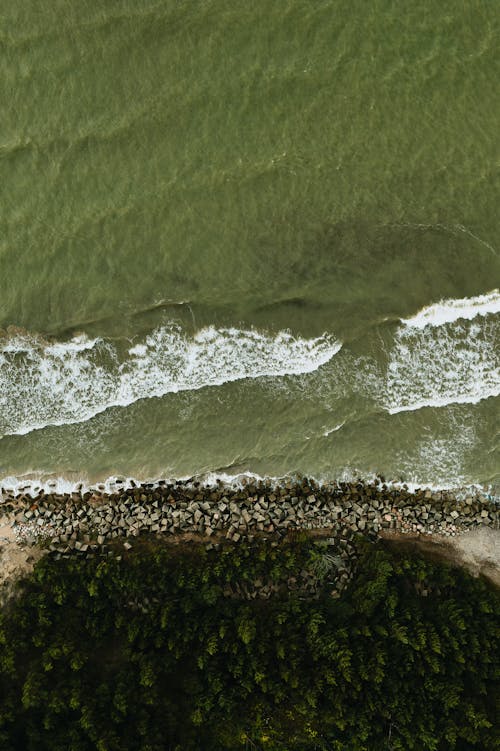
402, 289, 500, 330
0, 325, 342, 436
0, 470, 495, 502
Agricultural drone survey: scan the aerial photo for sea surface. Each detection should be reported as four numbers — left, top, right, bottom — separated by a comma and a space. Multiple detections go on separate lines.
1, 1, 499, 494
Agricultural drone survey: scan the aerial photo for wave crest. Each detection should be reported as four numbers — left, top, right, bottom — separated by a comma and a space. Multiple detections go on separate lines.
402, 289, 500, 329
384, 312, 500, 414
0, 325, 341, 436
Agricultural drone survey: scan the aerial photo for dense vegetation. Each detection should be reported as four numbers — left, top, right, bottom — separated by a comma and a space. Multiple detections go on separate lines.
0, 538, 498, 751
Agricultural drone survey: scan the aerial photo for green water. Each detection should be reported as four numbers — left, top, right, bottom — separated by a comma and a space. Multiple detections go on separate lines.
1, 1, 499, 491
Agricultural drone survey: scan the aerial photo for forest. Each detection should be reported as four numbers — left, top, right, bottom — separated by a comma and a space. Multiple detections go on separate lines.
0, 536, 498, 751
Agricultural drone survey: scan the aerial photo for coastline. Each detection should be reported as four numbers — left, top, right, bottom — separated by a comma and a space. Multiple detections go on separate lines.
1, 477, 498, 599
1, 471, 498, 501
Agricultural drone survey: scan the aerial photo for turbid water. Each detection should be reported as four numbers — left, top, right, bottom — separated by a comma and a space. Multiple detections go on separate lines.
1, 1, 499, 492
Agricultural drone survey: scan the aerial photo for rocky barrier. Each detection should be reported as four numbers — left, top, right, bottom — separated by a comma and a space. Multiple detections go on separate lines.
1, 477, 497, 547
1, 478, 498, 599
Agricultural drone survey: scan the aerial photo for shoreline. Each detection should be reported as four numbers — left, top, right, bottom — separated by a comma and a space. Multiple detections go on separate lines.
1, 477, 498, 599
1, 471, 498, 502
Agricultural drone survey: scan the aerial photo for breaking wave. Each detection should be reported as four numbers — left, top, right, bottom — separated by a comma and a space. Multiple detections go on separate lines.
385, 294, 500, 413
0, 325, 342, 436
1, 292, 498, 443
402, 289, 500, 329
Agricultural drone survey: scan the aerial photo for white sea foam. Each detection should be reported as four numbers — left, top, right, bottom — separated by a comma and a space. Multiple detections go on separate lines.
0, 325, 341, 436
1, 469, 495, 502
323, 422, 345, 437
384, 310, 500, 414
0, 471, 289, 500
45, 334, 101, 355
0, 475, 83, 497
402, 289, 500, 329
393, 413, 479, 490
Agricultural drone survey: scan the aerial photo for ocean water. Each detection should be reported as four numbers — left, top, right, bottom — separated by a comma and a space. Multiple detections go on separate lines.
1, 1, 499, 492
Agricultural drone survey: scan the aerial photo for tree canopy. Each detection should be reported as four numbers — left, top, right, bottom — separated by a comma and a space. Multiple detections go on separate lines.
0, 538, 498, 750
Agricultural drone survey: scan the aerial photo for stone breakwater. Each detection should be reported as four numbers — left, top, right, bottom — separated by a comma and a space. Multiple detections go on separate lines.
1, 478, 498, 599
1, 478, 497, 555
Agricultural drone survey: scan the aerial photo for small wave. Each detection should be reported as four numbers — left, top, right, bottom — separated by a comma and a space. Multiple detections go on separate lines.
323, 422, 346, 437
402, 289, 500, 330
0, 324, 341, 436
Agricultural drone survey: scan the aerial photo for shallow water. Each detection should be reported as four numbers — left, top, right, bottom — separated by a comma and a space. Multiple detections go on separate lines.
1, 1, 499, 491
